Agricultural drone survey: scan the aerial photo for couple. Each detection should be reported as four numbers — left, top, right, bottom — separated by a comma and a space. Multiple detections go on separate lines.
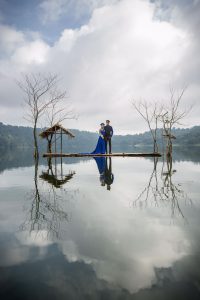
99, 157, 114, 190
92, 120, 113, 154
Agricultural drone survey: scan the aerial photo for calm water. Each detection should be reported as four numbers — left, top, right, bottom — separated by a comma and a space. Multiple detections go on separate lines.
0, 150, 200, 299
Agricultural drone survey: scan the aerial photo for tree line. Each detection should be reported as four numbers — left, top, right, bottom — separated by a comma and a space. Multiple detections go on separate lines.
1, 122, 199, 152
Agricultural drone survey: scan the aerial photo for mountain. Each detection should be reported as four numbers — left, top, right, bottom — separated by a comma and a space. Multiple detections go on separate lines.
0, 122, 199, 153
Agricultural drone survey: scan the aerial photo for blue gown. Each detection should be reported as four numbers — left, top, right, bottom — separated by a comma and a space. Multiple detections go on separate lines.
93, 157, 106, 174
91, 129, 106, 154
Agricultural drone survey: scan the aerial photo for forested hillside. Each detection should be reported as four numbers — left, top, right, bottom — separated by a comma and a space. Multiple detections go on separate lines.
0, 122, 199, 152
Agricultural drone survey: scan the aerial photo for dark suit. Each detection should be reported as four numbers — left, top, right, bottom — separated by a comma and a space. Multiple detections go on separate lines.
105, 158, 114, 187
104, 125, 113, 153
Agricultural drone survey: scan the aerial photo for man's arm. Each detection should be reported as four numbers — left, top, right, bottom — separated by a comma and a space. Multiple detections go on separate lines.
110, 126, 113, 137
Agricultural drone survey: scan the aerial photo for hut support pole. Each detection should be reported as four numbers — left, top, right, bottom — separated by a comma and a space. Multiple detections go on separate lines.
61, 128, 63, 154
61, 128, 63, 178
54, 127, 57, 177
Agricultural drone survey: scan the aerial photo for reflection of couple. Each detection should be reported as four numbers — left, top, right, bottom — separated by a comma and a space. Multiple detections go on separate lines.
94, 157, 114, 191
92, 120, 113, 154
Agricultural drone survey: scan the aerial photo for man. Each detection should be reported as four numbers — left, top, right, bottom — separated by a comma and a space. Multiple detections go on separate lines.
104, 120, 113, 154
104, 157, 114, 190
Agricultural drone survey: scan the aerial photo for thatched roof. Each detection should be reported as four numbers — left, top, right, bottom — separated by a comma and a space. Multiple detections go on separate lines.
40, 171, 75, 188
40, 123, 75, 139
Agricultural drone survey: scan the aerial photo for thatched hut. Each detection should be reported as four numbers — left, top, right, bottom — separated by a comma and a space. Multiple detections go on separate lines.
40, 123, 75, 153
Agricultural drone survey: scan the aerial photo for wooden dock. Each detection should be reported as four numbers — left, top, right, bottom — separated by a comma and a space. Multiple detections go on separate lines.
43, 152, 161, 158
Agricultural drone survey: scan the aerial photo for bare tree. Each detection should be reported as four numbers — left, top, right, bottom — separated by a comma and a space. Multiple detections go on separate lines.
132, 100, 163, 152
44, 97, 76, 153
45, 99, 75, 127
160, 87, 190, 157
17, 73, 66, 158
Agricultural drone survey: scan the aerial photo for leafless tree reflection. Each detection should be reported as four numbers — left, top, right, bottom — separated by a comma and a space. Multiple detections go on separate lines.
160, 155, 192, 219
20, 158, 76, 239
133, 156, 192, 220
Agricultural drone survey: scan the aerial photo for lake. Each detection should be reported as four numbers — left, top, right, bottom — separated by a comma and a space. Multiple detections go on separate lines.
0, 149, 200, 299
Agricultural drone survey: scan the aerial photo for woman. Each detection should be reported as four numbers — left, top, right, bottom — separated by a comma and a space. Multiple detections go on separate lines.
91, 123, 106, 154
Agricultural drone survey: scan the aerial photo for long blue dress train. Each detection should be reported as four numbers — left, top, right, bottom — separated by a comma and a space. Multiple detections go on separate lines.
91, 129, 106, 154
94, 157, 106, 175
80, 129, 106, 155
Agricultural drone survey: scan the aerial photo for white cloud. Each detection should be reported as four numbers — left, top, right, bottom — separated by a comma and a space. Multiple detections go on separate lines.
0, 25, 25, 55
0, 0, 199, 132
0, 26, 50, 122
11, 40, 50, 65
46, 0, 191, 132
0, 25, 49, 66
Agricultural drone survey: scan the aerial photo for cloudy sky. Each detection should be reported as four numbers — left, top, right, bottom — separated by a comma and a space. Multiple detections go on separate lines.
0, 0, 199, 134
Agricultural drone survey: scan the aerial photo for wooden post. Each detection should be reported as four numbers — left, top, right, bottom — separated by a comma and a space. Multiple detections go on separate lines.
54, 127, 57, 153
61, 128, 63, 154
60, 128, 63, 179
55, 127, 57, 177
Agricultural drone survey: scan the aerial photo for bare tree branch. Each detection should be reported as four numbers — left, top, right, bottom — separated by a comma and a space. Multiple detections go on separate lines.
17, 72, 74, 158
132, 100, 163, 152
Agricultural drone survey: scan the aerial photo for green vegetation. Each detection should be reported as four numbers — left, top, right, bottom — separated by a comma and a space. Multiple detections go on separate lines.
0, 122, 199, 152
0, 122, 33, 150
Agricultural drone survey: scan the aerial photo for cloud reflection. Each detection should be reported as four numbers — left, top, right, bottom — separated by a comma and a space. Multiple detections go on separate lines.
0, 156, 199, 297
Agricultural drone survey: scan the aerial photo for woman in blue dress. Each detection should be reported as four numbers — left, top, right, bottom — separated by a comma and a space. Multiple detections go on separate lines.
91, 123, 106, 154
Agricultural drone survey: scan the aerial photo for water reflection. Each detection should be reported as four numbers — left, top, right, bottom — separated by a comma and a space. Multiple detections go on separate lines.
21, 156, 115, 241
0, 151, 200, 299
94, 157, 114, 190
133, 155, 191, 220
0, 148, 34, 173
0, 236, 200, 300
40, 158, 75, 188
21, 154, 192, 243
20, 158, 76, 239
160, 155, 192, 219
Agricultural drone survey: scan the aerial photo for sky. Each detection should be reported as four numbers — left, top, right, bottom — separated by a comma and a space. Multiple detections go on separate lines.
0, 0, 199, 134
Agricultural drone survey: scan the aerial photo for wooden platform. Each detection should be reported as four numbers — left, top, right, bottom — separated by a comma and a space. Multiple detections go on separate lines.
43, 152, 161, 158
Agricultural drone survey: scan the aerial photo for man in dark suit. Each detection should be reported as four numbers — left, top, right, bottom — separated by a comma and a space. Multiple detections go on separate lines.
104, 120, 113, 154
105, 157, 114, 190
